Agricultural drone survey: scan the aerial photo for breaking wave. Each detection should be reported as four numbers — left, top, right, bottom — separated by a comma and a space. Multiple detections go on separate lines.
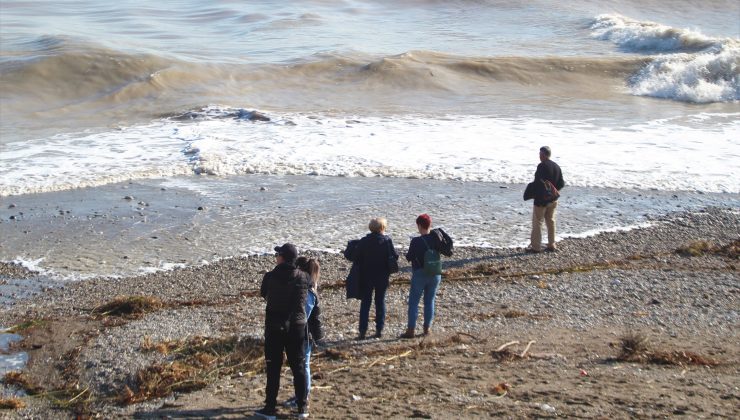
591, 14, 739, 103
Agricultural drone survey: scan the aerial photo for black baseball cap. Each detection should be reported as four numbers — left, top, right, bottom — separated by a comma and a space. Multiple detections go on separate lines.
274, 243, 298, 262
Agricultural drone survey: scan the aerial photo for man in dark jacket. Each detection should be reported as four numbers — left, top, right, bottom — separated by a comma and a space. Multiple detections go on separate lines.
529, 146, 565, 253
255, 243, 311, 420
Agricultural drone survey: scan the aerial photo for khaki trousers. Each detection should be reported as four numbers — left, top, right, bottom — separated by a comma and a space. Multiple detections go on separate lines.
530, 201, 558, 251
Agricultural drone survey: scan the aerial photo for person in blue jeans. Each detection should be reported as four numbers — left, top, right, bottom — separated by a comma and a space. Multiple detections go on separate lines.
401, 213, 442, 339
350, 217, 399, 339
284, 256, 322, 410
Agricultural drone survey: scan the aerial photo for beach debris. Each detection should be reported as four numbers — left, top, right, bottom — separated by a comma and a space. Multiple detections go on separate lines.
125, 335, 264, 404
91, 296, 162, 319
490, 382, 510, 397
2, 371, 43, 395
5, 319, 46, 334
123, 196, 134, 200
352, 394, 362, 401
580, 369, 588, 376
676, 239, 739, 258
615, 332, 719, 366
491, 340, 540, 362
260, 186, 268, 191
0, 397, 25, 409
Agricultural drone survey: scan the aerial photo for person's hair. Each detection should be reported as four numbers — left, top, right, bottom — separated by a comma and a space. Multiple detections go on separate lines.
368, 217, 387, 234
416, 213, 432, 230
539, 146, 552, 157
296, 256, 320, 288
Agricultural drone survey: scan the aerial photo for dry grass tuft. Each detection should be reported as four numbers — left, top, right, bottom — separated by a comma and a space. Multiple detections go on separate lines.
616, 332, 718, 366
676, 240, 715, 257
0, 397, 25, 409
321, 348, 350, 361
5, 319, 46, 334
2, 372, 43, 395
717, 239, 739, 259
123, 336, 263, 404
618, 332, 650, 360
92, 296, 162, 319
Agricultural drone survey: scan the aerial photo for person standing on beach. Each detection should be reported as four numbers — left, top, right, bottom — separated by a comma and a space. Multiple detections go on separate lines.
349, 217, 399, 339
256, 243, 311, 420
528, 146, 565, 253
402, 214, 447, 339
282, 256, 323, 410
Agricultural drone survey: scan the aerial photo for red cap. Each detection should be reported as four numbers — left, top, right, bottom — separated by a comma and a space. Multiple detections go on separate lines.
416, 213, 431, 229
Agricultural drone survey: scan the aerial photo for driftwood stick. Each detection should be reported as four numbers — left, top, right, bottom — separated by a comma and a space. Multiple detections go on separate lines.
456, 332, 480, 341
520, 340, 536, 358
495, 341, 519, 352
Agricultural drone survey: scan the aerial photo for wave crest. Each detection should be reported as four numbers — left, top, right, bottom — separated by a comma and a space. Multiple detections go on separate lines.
590, 14, 718, 53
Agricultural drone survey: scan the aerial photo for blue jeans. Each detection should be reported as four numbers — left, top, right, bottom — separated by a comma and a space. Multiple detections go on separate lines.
407, 269, 442, 330
359, 280, 388, 334
304, 290, 317, 397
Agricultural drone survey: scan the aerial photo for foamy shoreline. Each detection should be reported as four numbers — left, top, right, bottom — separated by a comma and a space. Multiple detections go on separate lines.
2, 174, 738, 283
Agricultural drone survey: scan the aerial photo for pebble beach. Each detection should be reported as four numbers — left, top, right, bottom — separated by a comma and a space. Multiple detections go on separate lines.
0, 206, 737, 418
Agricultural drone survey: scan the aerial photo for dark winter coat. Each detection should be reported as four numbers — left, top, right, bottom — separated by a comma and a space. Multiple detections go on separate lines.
260, 262, 310, 329
350, 233, 399, 290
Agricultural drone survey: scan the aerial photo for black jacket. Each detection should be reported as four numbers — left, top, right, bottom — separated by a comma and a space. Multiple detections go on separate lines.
533, 159, 565, 206
260, 262, 310, 328
350, 233, 399, 288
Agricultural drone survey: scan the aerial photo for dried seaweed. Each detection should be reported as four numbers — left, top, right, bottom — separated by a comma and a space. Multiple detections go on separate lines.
91, 296, 162, 319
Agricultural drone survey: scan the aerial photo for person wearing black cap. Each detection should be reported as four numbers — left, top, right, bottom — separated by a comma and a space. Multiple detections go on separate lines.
528, 146, 565, 253
255, 243, 311, 420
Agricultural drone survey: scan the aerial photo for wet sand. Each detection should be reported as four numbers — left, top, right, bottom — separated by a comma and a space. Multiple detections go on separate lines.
1, 174, 736, 281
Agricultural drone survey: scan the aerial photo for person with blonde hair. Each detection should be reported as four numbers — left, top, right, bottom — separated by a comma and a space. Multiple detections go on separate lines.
349, 217, 399, 339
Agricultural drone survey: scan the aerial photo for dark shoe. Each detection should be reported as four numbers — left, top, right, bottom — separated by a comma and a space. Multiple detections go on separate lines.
545, 246, 558, 253
373, 330, 382, 339
525, 247, 542, 254
296, 405, 310, 419
357, 331, 367, 340
254, 406, 277, 420
423, 326, 430, 336
400, 328, 415, 339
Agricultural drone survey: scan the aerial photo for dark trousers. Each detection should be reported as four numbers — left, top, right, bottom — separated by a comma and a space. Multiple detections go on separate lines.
359, 281, 388, 334
263, 323, 308, 409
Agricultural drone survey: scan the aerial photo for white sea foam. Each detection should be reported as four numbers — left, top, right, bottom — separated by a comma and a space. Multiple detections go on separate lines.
628, 42, 740, 103
1, 108, 739, 196
590, 14, 740, 103
590, 14, 718, 53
